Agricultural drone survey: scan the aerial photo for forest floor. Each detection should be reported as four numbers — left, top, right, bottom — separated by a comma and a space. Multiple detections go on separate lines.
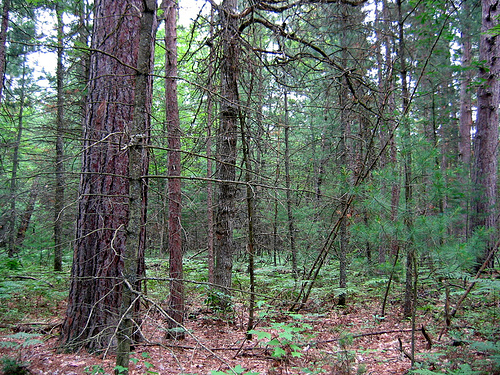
0, 290, 497, 375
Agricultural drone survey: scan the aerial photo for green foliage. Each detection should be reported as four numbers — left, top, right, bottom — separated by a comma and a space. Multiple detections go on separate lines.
84, 365, 106, 374
211, 364, 259, 375
411, 364, 480, 375
0, 332, 43, 350
0, 357, 30, 375
204, 288, 233, 313
470, 340, 500, 371
114, 365, 128, 374
249, 313, 313, 359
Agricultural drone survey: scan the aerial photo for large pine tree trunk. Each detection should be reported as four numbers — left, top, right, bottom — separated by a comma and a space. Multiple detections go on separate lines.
472, 0, 500, 266
60, 0, 152, 353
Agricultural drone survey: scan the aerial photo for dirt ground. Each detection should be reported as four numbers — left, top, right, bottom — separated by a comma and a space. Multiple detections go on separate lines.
3, 294, 492, 375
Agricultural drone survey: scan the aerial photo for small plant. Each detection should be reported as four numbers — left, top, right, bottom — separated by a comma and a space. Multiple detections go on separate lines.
211, 364, 259, 375
84, 365, 106, 374
411, 364, 481, 374
1, 357, 30, 375
204, 289, 233, 313
130, 352, 158, 374
248, 313, 312, 359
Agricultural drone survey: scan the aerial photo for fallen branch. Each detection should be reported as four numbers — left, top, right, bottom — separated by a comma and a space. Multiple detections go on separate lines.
5, 275, 54, 288
421, 325, 433, 349
315, 328, 414, 344
450, 240, 499, 318
0, 322, 61, 333
398, 337, 413, 361
136, 341, 264, 352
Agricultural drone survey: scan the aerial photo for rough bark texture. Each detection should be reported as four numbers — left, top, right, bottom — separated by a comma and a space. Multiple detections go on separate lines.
60, 0, 151, 353
472, 0, 500, 264
163, 0, 185, 340
214, 0, 239, 309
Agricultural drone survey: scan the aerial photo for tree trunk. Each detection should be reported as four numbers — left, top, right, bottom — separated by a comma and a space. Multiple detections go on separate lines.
8, 52, 27, 258
116, 0, 155, 370
60, 0, 153, 354
459, 2, 472, 168
283, 89, 297, 278
207, 5, 216, 285
54, 3, 65, 272
163, 0, 185, 340
397, 0, 415, 320
471, 0, 500, 267
15, 177, 39, 249
214, 0, 239, 310
240, 114, 256, 338
0, 0, 10, 102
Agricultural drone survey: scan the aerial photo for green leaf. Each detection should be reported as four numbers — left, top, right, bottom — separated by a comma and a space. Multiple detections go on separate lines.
279, 330, 293, 340
248, 330, 271, 340
232, 365, 246, 374
268, 338, 281, 346
272, 347, 287, 358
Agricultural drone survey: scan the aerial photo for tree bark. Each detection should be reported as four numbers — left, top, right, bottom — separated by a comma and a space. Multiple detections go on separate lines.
214, 0, 240, 310
163, 0, 185, 340
116, 0, 155, 370
471, 0, 500, 268
60, 0, 153, 354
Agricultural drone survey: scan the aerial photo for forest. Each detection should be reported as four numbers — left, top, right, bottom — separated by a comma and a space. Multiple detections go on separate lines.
0, 0, 499, 374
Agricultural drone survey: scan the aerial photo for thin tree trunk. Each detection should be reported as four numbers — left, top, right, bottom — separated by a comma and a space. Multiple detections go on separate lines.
163, 0, 185, 340
338, 4, 351, 306
283, 89, 297, 278
240, 114, 256, 338
458, 4, 473, 241
459, 3, 472, 168
214, 0, 239, 310
207, 5, 215, 285
8, 52, 27, 258
0, 0, 10, 102
54, 3, 65, 272
15, 177, 39, 249
397, 0, 414, 321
